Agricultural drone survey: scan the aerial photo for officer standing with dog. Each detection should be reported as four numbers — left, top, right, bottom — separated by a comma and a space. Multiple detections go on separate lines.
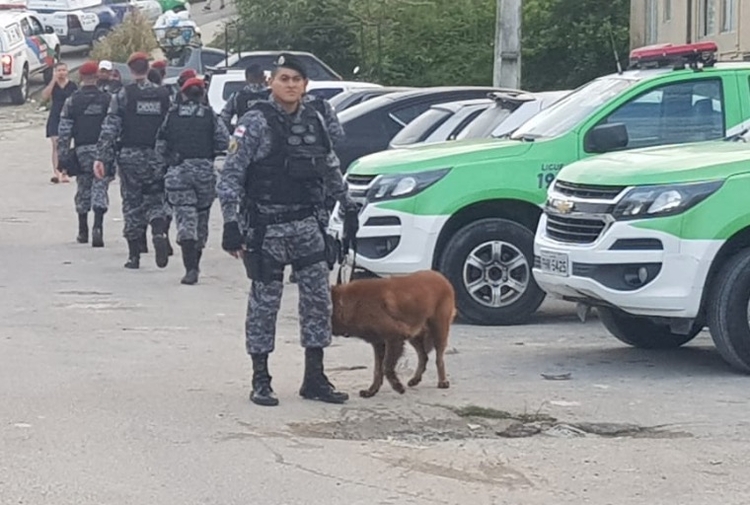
217, 53, 360, 407
57, 60, 114, 247
155, 77, 229, 285
94, 52, 173, 270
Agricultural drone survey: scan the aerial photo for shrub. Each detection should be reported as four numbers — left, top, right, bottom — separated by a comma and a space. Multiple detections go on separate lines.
90, 11, 159, 63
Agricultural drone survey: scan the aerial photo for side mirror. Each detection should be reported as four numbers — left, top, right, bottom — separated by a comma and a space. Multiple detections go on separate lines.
45, 25, 55, 34
584, 122, 628, 153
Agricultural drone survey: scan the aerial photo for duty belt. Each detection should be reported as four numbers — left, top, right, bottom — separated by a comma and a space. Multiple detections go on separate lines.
251, 207, 315, 226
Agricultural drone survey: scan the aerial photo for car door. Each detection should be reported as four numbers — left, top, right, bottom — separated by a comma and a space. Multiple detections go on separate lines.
21, 15, 54, 73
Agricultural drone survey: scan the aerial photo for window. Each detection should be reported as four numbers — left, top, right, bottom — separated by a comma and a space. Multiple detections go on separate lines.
722, 0, 736, 32
389, 102, 431, 126
702, 0, 717, 36
448, 108, 485, 140
390, 107, 452, 146
587, 78, 725, 152
19, 18, 30, 37
663, 0, 671, 21
27, 16, 44, 35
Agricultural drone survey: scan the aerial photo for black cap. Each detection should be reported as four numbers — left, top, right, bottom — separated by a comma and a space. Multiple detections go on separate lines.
274, 53, 307, 79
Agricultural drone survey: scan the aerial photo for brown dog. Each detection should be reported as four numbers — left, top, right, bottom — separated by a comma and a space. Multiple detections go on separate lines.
331, 270, 456, 398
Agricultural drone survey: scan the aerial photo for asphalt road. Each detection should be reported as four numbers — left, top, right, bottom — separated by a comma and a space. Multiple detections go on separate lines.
2, 108, 750, 504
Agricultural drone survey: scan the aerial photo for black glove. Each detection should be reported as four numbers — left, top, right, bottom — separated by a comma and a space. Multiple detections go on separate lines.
342, 208, 359, 252
222, 221, 243, 252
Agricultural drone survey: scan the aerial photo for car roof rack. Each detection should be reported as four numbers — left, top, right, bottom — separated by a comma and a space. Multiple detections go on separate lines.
628, 41, 718, 71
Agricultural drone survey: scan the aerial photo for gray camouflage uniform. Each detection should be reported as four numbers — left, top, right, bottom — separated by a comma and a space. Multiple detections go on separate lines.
217, 99, 357, 356
96, 80, 170, 242
57, 97, 113, 214
220, 83, 268, 130
155, 102, 230, 248
303, 94, 345, 146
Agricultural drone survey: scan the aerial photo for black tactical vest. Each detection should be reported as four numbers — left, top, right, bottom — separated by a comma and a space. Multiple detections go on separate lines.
120, 83, 171, 148
164, 103, 215, 159
69, 86, 111, 147
235, 87, 270, 120
245, 102, 331, 206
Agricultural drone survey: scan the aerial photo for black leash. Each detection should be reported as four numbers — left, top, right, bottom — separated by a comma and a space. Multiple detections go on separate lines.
336, 236, 357, 285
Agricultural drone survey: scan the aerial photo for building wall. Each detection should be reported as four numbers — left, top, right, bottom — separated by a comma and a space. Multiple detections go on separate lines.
630, 0, 747, 60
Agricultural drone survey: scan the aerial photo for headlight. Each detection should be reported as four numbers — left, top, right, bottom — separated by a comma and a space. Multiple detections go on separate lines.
613, 180, 724, 220
365, 168, 451, 202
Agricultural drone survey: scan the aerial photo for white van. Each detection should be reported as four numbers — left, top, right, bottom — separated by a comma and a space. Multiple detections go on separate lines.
0, 6, 60, 104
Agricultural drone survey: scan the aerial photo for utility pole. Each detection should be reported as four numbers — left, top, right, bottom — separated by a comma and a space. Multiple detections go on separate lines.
493, 0, 522, 89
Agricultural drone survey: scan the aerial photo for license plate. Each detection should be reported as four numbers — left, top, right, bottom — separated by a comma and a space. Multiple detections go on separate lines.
539, 251, 569, 277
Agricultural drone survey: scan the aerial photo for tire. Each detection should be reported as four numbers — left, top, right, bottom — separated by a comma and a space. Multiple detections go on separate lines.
707, 248, 750, 373
9, 66, 28, 105
598, 307, 702, 349
438, 218, 545, 326
91, 27, 110, 47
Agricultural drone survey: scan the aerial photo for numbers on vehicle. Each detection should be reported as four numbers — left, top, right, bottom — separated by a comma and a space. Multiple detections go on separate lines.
537, 172, 556, 189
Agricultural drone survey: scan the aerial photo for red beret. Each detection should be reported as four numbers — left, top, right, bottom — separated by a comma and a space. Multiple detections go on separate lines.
127, 52, 150, 65
79, 60, 99, 76
181, 77, 205, 92
151, 59, 167, 70
179, 68, 197, 80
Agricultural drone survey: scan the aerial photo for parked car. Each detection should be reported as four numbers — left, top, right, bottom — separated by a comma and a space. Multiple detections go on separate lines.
336, 86, 515, 171
0, 6, 60, 104
455, 90, 569, 140
112, 45, 227, 85
205, 70, 377, 119
328, 41, 747, 326
26, 0, 122, 48
329, 86, 415, 111
210, 50, 342, 81
101, 0, 162, 22
532, 137, 750, 372
305, 80, 382, 100
388, 98, 493, 149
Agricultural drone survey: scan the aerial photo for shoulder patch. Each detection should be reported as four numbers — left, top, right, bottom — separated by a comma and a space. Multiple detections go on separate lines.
232, 125, 246, 138
227, 137, 239, 154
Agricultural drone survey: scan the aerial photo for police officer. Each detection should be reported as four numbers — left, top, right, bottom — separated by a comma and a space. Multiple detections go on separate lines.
217, 53, 360, 407
155, 77, 229, 285
57, 60, 114, 247
219, 64, 269, 131
94, 52, 172, 270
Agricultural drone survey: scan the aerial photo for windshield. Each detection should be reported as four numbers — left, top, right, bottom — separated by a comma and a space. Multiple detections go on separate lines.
510, 77, 637, 140
456, 105, 513, 140
390, 107, 453, 146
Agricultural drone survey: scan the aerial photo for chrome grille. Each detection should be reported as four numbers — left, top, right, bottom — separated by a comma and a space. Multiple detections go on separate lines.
545, 215, 607, 244
553, 180, 626, 201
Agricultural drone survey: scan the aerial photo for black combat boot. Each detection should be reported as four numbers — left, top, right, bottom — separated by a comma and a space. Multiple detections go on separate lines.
91, 208, 105, 248
180, 240, 199, 285
151, 218, 169, 268
195, 247, 203, 272
299, 347, 349, 404
139, 230, 148, 253
250, 353, 279, 406
124, 239, 140, 269
165, 215, 174, 256
76, 213, 88, 243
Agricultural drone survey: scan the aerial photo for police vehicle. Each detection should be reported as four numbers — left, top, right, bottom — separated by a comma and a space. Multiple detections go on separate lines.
0, 4, 60, 104
26, 0, 123, 48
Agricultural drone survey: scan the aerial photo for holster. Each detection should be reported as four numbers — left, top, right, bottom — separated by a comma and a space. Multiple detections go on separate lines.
59, 150, 81, 177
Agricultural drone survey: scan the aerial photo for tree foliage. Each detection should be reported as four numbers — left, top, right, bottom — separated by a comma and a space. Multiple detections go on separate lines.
90, 11, 158, 63
230, 0, 630, 90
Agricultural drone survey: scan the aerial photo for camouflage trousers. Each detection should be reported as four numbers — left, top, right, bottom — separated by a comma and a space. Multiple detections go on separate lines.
165, 159, 216, 248
117, 147, 169, 241
74, 145, 112, 214
245, 214, 332, 355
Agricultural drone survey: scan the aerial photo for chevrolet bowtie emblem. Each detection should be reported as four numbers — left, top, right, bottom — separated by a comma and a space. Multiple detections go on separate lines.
552, 199, 574, 214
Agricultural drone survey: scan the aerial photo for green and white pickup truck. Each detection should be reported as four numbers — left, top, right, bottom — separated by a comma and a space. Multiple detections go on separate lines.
330, 41, 750, 326
533, 129, 750, 372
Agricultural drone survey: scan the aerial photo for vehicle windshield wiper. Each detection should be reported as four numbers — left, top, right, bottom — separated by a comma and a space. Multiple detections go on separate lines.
724, 128, 749, 142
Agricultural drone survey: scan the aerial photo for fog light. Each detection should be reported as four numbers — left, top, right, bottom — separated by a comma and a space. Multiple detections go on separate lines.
638, 266, 648, 284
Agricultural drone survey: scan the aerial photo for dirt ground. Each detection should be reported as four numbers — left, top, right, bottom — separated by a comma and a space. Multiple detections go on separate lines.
1, 117, 749, 505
